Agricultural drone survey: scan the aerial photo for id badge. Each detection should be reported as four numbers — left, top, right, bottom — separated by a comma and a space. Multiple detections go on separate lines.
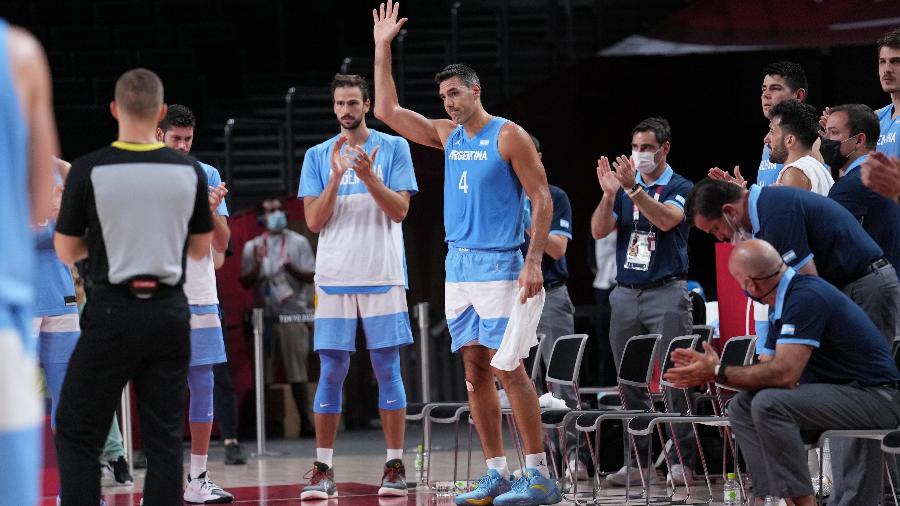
269, 274, 295, 304
624, 231, 652, 271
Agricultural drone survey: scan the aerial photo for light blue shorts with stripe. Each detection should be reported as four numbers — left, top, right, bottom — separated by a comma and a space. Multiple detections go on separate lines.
0, 304, 42, 506
445, 247, 523, 352
33, 312, 80, 365
314, 285, 414, 352
190, 304, 227, 366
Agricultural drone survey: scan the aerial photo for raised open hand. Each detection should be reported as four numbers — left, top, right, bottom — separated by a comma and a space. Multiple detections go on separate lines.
373, 0, 408, 46
596, 156, 621, 195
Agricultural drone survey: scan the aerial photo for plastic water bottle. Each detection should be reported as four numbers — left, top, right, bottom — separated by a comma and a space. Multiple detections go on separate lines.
414, 444, 427, 486
724, 472, 741, 505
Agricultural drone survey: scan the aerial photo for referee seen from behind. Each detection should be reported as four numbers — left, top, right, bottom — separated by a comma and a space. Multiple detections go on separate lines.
53, 68, 214, 505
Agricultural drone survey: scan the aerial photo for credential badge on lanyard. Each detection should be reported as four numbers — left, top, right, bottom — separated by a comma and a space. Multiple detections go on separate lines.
624, 185, 664, 271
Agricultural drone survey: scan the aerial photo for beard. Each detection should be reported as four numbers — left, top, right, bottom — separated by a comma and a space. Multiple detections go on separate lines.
768, 141, 788, 164
340, 116, 363, 131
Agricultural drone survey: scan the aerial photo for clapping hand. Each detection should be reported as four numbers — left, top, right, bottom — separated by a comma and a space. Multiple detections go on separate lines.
708, 165, 746, 188
596, 156, 621, 195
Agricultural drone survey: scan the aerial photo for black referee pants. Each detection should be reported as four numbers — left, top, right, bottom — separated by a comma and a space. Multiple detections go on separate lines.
56, 285, 191, 506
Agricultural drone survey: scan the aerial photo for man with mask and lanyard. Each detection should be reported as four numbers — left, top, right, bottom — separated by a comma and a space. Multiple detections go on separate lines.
824, 104, 900, 270
240, 198, 317, 437
590, 117, 698, 487
685, 178, 900, 347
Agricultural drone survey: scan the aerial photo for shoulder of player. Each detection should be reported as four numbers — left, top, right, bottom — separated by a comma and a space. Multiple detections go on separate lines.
6, 26, 45, 79
875, 104, 892, 117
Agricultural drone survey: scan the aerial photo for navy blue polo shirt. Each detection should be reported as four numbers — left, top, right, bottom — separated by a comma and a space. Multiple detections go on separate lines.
828, 154, 900, 269
523, 185, 573, 284
748, 185, 884, 288
762, 268, 900, 386
612, 165, 693, 286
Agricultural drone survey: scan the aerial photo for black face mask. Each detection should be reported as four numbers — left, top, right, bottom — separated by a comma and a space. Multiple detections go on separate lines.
742, 263, 784, 304
820, 137, 854, 171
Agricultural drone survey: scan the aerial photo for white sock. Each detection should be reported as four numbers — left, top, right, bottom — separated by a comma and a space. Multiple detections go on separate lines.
317, 448, 334, 467
387, 448, 403, 462
525, 452, 550, 478
190, 454, 207, 479
485, 456, 509, 480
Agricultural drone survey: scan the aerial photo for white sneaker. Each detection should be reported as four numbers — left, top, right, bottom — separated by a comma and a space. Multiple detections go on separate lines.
566, 456, 590, 482
604, 465, 658, 487
184, 471, 234, 504
667, 464, 695, 486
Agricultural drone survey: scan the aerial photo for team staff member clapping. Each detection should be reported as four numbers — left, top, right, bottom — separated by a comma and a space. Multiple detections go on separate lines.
53, 68, 214, 506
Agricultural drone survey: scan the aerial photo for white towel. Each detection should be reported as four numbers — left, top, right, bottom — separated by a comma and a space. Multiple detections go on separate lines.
490, 288, 545, 371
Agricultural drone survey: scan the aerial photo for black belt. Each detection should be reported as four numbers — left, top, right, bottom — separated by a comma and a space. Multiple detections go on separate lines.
618, 275, 687, 291
544, 279, 566, 290
845, 257, 891, 287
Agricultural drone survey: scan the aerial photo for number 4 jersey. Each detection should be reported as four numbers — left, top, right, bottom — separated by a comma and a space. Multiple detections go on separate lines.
444, 116, 525, 250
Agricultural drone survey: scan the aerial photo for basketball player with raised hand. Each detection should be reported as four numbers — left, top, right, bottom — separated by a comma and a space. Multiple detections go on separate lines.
374, 2, 560, 505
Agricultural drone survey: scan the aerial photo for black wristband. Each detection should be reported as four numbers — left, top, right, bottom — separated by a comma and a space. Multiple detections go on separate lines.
714, 364, 728, 384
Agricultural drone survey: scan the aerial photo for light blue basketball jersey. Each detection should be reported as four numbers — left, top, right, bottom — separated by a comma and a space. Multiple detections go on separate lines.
299, 129, 418, 291
0, 19, 34, 310
443, 116, 524, 250
199, 161, 229, 216
34, 223, 78, 317
757, 144, 782, 187
876, 104, 899, 158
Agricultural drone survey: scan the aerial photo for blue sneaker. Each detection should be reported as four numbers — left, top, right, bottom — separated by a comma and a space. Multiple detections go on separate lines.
493, 468, 561, 506
455, 469, 511, 506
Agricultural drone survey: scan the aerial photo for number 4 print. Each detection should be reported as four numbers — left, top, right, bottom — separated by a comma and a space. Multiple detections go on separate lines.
458, 171, 469, 193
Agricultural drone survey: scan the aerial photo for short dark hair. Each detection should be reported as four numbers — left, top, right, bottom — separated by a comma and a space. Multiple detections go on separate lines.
434, 63, 480, 88
632, 117, 671, 145
528, 133, 541, 153
685, 178, 743, 222
114, 68, 163, 118
830, 104, 880, 150
761, 61, 808, 92
158, 103, 195, 131
331, 74, 370, 102
877, 27, 900, 51
769, 99, 819, 148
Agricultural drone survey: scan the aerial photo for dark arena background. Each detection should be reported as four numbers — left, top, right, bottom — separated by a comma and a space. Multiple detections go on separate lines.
8, 0, 900, 504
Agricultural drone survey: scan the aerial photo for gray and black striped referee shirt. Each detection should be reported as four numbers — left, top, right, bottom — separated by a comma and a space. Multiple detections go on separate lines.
56, 141, 213, 287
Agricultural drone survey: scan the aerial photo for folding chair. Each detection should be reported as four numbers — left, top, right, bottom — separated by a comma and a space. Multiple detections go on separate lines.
571, 334, 662, 503
460, 335, 583, 487
626, 335, 757, 505
424, 338, 544, 488
536, 335, 589, 480
623, 334, 713, 504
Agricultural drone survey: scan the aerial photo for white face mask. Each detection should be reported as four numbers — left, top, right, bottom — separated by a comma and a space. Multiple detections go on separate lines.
631, 148, 660, 174
724, 212, 752, 245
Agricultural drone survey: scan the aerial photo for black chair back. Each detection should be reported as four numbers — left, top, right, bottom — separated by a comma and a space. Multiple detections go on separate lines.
659, 334, 699, 388
545, 334, 589, 388
692, 325, 714, 351
618, 334, 661, 387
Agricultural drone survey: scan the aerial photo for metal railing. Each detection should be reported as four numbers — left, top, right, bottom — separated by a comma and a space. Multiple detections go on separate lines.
284, 86, 297, 177
223, 117, 290, 194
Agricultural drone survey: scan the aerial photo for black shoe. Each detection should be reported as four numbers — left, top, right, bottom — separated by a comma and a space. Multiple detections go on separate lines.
107, 456, 134, 485
132, 450, 147, 469
224, 442, 247, 465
